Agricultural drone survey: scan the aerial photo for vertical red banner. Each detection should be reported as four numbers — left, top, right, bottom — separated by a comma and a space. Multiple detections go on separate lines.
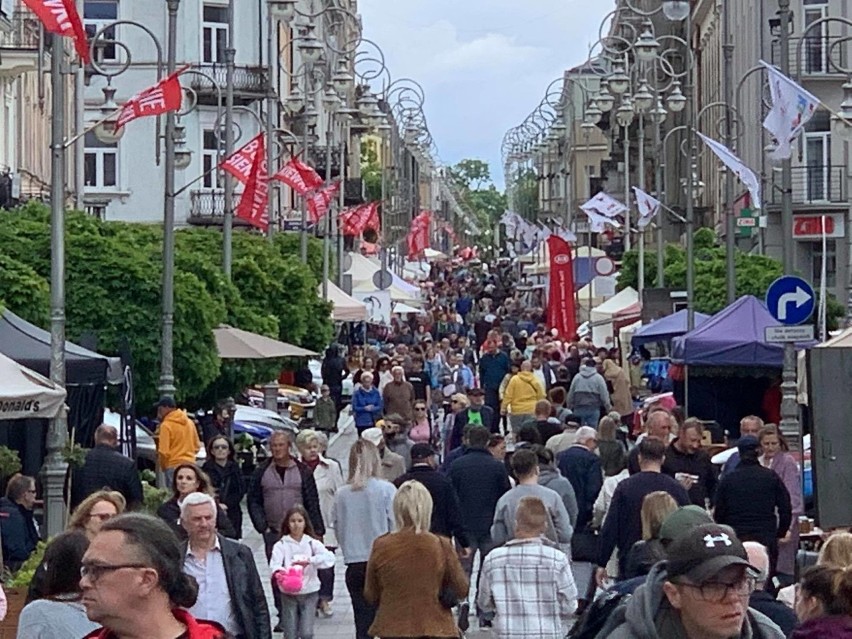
547, 235, 577, 339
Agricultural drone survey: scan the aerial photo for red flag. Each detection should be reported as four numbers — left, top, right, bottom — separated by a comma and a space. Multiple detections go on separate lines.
220, 133, 265, 184
546, 235, 577, 340
234, 136, 269, 231
307, 181, 340, 223
115, 67, 188, 133
340, 202, 379, 236
406, 211, 431, 259
23, 0, 90, 63
271, 155, 323, 194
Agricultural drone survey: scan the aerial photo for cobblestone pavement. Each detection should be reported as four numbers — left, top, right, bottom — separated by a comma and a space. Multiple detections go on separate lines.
242, 409, 492, 638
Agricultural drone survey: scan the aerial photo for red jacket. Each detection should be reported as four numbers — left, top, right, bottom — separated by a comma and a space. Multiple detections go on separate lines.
85, 609, 227, 639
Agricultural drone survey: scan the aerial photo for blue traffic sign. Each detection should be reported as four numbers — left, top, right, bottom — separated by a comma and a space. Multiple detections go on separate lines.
766, 276, 815, 325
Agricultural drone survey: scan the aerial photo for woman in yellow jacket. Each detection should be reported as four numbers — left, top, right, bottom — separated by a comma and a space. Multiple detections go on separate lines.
501, 360, 545, 434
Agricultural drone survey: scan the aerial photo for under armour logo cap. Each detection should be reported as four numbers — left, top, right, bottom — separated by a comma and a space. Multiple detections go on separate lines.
666, 524, 755, 584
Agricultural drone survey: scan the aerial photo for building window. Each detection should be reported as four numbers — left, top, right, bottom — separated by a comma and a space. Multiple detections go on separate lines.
202, 129, 221, 189
84, 131, 117, 189
810, 239, 837, 289
202, 5, 228, 64
84, 0, 118, 62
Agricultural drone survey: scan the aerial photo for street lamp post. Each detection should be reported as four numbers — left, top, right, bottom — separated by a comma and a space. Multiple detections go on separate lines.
159, 0, 180, 399
222, 0, 235, 278
45, 32, 69, 537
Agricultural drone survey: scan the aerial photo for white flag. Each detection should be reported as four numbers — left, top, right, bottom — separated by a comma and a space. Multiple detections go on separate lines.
760, 60, 819, 160
696, 132, 763, 210
555, 226, 577, 243
582, 207, 622, 233
536, 224, 552, 243
632, 187, 662, 229
580, 192, 628, 218
501, 211, 521, 238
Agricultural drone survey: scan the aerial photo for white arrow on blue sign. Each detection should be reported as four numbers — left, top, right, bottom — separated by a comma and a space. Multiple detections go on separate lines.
765, 276, 815, 326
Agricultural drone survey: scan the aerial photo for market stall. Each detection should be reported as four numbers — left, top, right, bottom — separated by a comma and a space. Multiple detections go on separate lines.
671, 295, 812, 436
590, 286, 639, 347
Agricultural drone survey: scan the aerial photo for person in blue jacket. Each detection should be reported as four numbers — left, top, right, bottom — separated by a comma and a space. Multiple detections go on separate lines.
352, 372, 383, 434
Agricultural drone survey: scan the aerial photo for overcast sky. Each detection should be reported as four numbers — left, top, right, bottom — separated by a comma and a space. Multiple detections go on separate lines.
358, 1, 614, 189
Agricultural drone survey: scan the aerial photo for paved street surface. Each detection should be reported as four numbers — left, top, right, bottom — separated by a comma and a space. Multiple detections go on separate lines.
242, 409, 492, 638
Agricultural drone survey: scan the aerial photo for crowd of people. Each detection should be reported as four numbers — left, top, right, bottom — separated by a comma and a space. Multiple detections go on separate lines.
0, 257, 849, 639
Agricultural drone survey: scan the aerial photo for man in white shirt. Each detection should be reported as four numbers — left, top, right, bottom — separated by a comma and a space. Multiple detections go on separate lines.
180, 492, 272, 639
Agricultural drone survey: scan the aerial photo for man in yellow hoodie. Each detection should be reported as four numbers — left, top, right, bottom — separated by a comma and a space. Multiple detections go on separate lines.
501, 361, 545, 434
155, 397, 201, 487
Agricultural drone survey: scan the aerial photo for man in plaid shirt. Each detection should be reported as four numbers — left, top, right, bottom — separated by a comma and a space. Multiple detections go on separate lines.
478, 496, 578, 638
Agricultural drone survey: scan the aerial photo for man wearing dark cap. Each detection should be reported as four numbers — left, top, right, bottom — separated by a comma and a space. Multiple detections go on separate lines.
713, 436, 792, 585
604, 524, 785, 638
394, 443, 470, 552
155, 397, 201, 487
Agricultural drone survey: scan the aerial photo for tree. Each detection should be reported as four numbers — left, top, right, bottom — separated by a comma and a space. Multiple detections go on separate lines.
0, 205, 334, 409
360, 139, 382, 203
507, 167, 540, 220
447, 158, 507, 243
618, 229, 845, 330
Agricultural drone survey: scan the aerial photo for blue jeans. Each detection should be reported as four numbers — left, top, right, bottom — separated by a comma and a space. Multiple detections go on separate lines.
281, 591, 319, 639
459, 531, 495, 620
573, 407, 601, 428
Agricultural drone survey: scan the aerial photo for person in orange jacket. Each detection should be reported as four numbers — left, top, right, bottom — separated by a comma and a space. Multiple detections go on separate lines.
155, 397, 201, 487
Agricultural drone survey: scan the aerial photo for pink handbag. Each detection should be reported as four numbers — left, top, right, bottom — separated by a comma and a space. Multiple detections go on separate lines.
275, 565, 304, 594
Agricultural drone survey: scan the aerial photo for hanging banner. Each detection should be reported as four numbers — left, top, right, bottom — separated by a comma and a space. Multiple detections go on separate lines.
23, 0, 90, 63
271, 155, 324, 195
546, 235, 577, 339
233, 136, 269, 231
115, 66, 189, 132
306, 180, 341, 223
220, 133, 265, 183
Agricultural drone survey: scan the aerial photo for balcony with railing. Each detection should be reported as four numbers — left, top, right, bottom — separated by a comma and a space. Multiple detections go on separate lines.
188, 64, 268, 106
766, 165, 847, 206
771, 36, 848, 77
0, 11, 42, 77
187, 190, 254, 226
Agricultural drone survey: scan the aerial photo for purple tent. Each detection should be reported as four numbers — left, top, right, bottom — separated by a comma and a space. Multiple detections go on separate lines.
671, 295, 793, 367
631, 309, 712, 348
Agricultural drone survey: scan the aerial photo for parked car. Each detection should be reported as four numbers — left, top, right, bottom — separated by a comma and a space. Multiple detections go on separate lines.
244, 385, 316, 420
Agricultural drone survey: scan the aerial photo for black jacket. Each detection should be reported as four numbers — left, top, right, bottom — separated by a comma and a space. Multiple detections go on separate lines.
67, 444, 144, 511
321, 349, 348, 388
247, 459, 325, 536
394, 465, 469, 547
202, 459, 246, 513
557, 445, 603, 532
661, 439, 718, 506
156, 498, 237, 540
714, 459, 792, 540
451, 405, 497, 448
447, 448, 511, 536
0, 497, 39, 570
181, 534, 272, 639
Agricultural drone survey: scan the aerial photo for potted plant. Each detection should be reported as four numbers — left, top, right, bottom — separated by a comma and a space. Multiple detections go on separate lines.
1, 540, 47, 634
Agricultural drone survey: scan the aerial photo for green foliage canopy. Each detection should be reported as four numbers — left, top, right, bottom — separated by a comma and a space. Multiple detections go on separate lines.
0, 204, 332, 409
618, 229, 844, 330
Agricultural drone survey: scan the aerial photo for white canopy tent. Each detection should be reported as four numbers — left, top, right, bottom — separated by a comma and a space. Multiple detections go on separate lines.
590, 286, 639, 346
393, 302, 426, 315
423, 248, 448, 261
321, 281, 368, 322
0, 352, 66, 420
345, 252, 421, 302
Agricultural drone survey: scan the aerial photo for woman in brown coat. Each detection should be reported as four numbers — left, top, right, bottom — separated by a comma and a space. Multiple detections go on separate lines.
365, 480, 469, 638
602, 359, 634, 418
